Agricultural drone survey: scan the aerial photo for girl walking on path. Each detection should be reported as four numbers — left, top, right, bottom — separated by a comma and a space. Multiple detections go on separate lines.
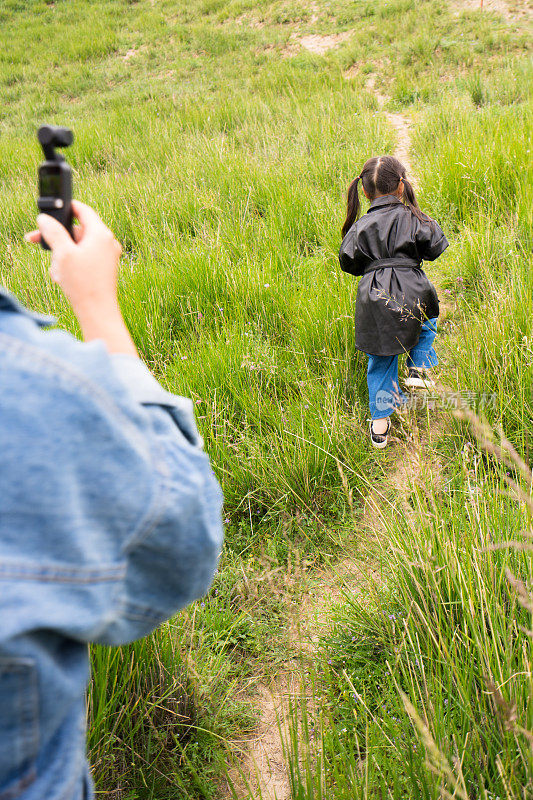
339, 156, 448, 449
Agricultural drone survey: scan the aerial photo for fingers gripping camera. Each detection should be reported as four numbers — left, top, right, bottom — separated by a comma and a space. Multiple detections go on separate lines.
37, 125, 74, 250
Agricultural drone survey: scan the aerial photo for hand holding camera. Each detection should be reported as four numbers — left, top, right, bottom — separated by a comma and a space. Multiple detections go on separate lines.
26, 126, 136, 356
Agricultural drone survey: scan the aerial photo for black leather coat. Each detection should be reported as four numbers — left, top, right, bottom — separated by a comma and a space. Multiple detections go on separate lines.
339, 195, 448, 356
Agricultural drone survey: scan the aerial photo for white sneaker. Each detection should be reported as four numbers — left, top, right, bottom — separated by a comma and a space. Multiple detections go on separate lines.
404, 368, 436, 390
370, 418, 391, 449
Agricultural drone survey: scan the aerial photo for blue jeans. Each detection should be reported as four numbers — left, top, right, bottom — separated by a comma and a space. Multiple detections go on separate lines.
367, 317, 438, 420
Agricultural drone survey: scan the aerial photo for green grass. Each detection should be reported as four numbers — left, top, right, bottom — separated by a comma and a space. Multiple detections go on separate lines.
414, 90, 533, 448
281, 14, 533, 797
286, 433, 533, 798
1, 0, 532, 796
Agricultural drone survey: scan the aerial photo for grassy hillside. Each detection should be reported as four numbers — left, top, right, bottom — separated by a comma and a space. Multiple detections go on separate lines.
1, 0, 532, 798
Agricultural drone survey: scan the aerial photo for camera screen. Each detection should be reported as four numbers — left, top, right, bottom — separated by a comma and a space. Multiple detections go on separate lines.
39, 167, 62, 197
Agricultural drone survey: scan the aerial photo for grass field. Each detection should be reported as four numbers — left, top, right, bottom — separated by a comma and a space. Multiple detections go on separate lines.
1, 0, 532, 797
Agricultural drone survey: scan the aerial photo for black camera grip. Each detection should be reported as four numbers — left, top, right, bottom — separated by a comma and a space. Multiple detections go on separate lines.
37, 125, 74, 250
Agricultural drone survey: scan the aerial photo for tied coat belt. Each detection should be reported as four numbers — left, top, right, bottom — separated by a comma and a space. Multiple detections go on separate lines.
338, 195, 449, 357
363, 257, 421, 273
354, 258, 440, 356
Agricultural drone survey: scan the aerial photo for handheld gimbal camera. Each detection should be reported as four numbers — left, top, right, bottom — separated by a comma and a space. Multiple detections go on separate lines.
37, 125, 74, 250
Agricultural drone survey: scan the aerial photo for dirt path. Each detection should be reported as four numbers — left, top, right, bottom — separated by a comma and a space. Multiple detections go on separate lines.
232, 560, 375, 799
228, 71, 441, 800
365, 77, 417, 185
234, 677, 297, 800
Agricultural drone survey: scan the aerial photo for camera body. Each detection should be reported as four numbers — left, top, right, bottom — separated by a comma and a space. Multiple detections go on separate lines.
37, 125, 74, 250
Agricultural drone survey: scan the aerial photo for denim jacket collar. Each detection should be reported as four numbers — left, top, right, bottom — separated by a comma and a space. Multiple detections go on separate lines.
0, 286, 56, 328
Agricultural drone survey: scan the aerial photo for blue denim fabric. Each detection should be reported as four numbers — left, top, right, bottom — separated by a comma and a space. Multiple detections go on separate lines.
0, 287, 224, 800
367, 317, 438, 419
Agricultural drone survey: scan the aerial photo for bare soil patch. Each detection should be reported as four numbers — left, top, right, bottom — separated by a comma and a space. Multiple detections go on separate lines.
121, 44, 148, 62
122, 47, 138, 61
233, 13, 266, 29
284, 31, 352, 57
343, 63, 359, 80
451, 0, 533, 23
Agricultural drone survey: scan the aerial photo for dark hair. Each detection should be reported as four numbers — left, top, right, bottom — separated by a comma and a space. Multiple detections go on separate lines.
341, 155, 431, 238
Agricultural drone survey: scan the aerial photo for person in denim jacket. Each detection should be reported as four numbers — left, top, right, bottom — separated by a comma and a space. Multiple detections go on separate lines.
0, 201, 224, 800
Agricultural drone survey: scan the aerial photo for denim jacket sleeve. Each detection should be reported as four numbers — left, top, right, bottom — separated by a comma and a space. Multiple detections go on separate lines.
0, 316, 224, 648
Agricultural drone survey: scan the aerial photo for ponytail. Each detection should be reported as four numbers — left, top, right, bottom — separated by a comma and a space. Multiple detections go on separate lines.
402, 177, 433, 226
342, 176, 362, 238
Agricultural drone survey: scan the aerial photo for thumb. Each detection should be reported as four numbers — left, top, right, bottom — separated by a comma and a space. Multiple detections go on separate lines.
37, 214, 73, 253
